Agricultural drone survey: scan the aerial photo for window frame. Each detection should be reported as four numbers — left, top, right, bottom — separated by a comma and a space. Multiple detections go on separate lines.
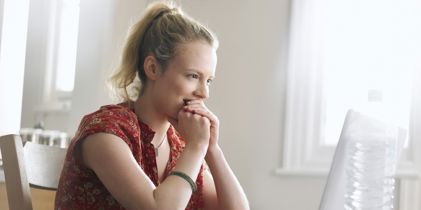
276, 0, 421, 209
38, 0, 80, 113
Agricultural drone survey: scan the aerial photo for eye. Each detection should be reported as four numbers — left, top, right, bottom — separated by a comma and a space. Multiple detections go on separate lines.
187, 74, 199, 79
206, 79, 214, 85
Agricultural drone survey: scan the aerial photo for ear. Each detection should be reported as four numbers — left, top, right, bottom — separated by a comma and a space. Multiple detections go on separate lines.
143, 55, 161, 81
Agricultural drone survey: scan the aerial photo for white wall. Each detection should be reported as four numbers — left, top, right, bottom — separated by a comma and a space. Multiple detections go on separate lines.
21, 0, 55, 130
68, 0, 147, 133
21, 0, 147, 134
179, 1, 325, 209
20, 0, 327, 209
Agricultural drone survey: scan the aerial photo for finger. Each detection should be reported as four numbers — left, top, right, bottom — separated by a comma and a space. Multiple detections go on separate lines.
182, 104, 217, 123
184, 103, 205, 108
185, 106, 214, 119
168, 109, 189, 127
184, 105, 214, 117
184, 105, 206, 114
183, 103, 208, 112
186, 108, 218, 126
185, 99, 205, 106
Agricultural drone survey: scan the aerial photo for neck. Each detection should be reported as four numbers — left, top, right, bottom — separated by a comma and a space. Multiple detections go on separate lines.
133, 92, 170, 144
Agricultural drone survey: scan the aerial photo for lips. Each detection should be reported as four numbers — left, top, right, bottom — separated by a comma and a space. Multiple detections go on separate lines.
183, 99, 191, 106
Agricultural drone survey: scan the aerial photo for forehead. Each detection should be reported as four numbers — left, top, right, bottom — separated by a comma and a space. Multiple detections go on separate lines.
168, 40, 217, 76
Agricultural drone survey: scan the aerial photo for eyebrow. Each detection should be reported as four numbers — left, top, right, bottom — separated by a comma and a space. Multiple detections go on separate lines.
186, 69, 215, 79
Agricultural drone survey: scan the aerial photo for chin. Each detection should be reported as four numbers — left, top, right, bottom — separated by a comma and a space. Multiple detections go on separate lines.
166, 106, 181, 120
163, 99, 185, 119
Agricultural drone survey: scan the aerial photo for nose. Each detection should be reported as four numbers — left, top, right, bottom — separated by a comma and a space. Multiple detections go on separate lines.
193, 82, 209, 99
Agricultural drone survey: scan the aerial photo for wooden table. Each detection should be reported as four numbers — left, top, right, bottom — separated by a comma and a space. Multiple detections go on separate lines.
0, 182, 55, 210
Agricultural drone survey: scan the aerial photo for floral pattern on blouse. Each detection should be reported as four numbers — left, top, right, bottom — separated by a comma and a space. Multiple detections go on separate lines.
55, 103, 205, 210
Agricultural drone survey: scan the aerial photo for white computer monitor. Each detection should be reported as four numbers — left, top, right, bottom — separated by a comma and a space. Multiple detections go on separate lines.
319, 110, 406, 210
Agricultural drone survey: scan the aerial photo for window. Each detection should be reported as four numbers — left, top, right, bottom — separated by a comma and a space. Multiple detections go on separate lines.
0, 0, 31, 135
277, 0, 421, 208
54, 0, 80, 93
322, 0, 415, 147
42, 0, 80, 110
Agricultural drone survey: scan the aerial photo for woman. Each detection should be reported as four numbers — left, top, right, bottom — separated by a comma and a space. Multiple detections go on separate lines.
55, 1, 249, 210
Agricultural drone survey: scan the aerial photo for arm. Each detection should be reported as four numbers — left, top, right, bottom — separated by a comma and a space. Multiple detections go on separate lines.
82, 110, 210, 210
82, 133, 207, 210
203, 146, 250, 210
183, 101, 250, 210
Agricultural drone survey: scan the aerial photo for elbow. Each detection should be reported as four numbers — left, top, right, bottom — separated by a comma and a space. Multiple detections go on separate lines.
149, 189, 186, 210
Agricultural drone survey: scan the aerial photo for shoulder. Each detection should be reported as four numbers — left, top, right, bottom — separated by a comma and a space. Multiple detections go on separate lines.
81, 103, 137, 127
75, 103, 140, 142
86, 103, 137, 121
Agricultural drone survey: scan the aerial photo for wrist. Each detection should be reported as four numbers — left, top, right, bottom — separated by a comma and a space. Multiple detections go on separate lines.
185, 141, 208, 155
205, 144, 222, 160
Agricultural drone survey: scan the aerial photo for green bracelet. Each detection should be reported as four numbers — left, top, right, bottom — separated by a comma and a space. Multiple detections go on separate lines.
169, 171, 197, 192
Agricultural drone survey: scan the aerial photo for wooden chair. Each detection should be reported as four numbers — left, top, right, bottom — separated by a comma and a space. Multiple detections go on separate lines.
0, 134, 67, 210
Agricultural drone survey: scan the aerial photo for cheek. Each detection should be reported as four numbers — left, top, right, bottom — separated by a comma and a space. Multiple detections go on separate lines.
168, 77, 193, 96
154, 79, 190, 115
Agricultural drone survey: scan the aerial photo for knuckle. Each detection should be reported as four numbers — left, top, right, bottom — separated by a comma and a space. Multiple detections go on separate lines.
203, 117, 211, 125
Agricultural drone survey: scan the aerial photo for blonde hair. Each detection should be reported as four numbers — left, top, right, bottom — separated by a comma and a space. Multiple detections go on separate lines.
108, 1, 219, 102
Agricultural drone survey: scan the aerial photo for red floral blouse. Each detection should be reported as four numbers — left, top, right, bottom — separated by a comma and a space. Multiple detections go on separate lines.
55, 103, 205, 210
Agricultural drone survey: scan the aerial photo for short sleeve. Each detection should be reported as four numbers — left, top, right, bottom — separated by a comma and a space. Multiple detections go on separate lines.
70, 105, 141, 164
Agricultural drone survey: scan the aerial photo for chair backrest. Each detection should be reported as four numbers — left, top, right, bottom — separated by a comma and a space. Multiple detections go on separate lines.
0, 134, 67, 210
